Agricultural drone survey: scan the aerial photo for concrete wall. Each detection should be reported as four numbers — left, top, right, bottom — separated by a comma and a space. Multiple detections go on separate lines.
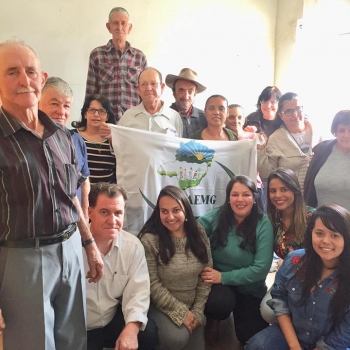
0, 0, 278, 123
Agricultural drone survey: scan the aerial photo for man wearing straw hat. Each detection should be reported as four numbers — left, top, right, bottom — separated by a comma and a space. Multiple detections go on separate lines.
166, 68, 207, 138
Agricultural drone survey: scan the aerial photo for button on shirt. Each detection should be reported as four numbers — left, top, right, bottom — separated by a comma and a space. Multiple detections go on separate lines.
0, 108, 82, 240
118, 102, 183, 137
85, 40, 147, 120
84, 230, 150, 331
268, 249, 350, 349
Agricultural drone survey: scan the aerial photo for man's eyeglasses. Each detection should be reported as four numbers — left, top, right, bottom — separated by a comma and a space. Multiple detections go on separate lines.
281, 106, 303, 117
87, 108, 108, 116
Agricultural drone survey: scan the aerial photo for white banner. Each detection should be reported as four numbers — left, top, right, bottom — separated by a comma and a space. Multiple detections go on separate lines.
111, 125, 258, 234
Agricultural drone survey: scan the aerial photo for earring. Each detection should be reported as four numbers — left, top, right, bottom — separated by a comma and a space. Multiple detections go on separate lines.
185, 218, 188, 221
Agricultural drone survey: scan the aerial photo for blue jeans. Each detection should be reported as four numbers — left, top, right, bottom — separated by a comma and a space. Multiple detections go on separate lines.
245, 323, 290, 350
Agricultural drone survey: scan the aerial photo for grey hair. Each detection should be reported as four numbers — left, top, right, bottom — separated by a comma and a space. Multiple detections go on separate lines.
0, 38, 40, 61
42, 77, 73, 96
108, 7, 131, 22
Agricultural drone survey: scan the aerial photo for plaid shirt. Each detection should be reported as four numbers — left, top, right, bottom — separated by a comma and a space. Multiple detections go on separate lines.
85, 40, 147, 120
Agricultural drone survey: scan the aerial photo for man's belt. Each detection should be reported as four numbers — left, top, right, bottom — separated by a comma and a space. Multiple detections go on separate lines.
0, 223, 77, 248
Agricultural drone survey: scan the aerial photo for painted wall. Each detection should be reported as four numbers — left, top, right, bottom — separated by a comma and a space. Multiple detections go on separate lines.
0, 0, 278, 123
274, 0, 304, 90
274, 0, 350, 139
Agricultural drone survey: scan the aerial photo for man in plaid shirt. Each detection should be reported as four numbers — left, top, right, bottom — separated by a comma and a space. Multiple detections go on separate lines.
85, 7, 147, 120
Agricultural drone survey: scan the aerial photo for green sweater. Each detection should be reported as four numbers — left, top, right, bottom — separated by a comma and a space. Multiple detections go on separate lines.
189, 127, 238, 141
198, 209, 273, 298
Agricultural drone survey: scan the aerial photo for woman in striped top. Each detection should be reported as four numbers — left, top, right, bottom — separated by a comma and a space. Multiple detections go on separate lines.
72, 94, 117, 183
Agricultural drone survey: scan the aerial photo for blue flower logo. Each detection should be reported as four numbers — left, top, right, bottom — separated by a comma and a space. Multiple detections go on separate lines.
175, 140, 215, 164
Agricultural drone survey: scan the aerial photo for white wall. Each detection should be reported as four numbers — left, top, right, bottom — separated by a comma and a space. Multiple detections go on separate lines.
274, 0, 350, 139
0, 0, 278, 124
274, 0, 304, 89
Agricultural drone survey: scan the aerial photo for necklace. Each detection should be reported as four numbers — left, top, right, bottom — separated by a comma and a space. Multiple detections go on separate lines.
95, 142, 103, 153
77, 129, 106, 153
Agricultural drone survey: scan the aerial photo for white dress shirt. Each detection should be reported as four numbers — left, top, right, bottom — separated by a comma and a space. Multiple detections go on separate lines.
83, 229, 150, 331
118, 102, 183, 137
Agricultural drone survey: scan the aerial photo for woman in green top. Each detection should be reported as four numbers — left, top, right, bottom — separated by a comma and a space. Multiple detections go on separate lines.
189, 95, 238, 141
198, 175, 273, 346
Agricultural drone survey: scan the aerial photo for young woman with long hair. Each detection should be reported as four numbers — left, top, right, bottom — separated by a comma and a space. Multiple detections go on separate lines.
198, 175, 274, 346
247, 204, 350, 349
139, 185, 212, 350
267, 168, 315, 259
260, 168, 315, 323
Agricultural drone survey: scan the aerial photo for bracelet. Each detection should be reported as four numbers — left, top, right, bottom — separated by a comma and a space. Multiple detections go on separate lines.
82, 237, 95, 248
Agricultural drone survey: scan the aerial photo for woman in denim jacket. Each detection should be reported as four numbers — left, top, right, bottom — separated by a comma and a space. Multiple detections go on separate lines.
246, 204, 350, 350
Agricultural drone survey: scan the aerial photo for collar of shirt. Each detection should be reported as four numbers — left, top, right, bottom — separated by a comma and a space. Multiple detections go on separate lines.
170, 103, 194, 118
106, 39, 135, 55
135, 101, 171, 120
0, 108, 59, 138
101, 233, 122, 259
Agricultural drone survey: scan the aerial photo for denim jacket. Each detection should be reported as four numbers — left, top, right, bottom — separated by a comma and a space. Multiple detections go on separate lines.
268, 249, 350, 350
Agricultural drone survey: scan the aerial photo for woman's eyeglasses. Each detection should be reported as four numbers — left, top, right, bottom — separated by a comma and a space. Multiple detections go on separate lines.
87, 108, 107, 116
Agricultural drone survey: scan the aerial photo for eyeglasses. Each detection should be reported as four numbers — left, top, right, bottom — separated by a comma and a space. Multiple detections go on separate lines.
139, 82, 159, 89
261, 100, 277, 106
87, 108, 107, 116
281, 106, 303, 117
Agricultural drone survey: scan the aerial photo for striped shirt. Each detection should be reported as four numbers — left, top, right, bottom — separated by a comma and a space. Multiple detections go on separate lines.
0, 108, 83, 240
72, 130, 116, 184
85, 40, 147, 120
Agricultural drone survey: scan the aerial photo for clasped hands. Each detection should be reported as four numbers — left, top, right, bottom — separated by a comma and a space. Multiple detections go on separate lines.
183, 311, 200, 334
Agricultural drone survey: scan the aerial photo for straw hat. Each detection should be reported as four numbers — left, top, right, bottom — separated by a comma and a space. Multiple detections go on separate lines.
165, 68, 206, 93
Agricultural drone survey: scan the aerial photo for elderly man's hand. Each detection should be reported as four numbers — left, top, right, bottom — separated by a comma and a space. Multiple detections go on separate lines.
115, 322, 140, 350
100, 122, 112, 141
0, 309, 5, 334
84, 242, 104, 283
